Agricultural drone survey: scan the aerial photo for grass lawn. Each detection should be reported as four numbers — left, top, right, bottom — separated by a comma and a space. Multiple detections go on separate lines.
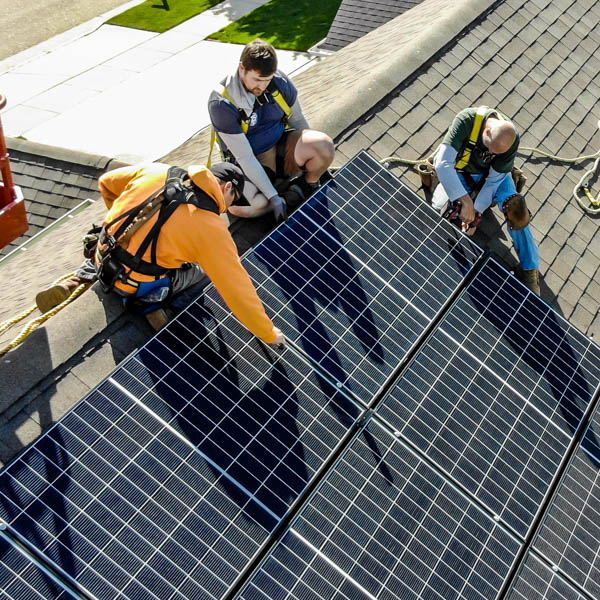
208, 0, 343, 51
106, 0, 223, 33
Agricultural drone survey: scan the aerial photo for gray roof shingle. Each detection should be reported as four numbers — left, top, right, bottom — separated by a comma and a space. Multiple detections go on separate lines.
320, 0, 423, 51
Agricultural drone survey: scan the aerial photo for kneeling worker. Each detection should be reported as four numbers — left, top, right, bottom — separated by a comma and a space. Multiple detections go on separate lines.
432, 106, 540, 294
208, 38, 335, 223
36, 161, 285, 346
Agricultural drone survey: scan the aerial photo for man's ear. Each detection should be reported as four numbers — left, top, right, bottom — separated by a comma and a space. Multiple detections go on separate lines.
223, 181, 233, 205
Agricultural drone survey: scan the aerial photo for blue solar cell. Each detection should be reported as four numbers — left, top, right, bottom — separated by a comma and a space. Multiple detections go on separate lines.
0, 382, 280, 600
235, 152, 481, 403
0, 535, 77, 600
376, 258, 600, 537
533, 402, 600, 599
238, 420, 521, 600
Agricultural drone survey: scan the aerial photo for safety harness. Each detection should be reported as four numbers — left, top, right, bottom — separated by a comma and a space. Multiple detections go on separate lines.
455, 106, 504, 169
208, 80, 293, 167
95, 166, 218, 295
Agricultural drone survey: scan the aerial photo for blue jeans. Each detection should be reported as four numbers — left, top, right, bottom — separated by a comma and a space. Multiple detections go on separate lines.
433, 173, 540, 270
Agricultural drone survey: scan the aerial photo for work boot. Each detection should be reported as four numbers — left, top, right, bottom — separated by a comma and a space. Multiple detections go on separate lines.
145, 307, 169, 331
522, 269, 540, 295
35, 278, 83, 313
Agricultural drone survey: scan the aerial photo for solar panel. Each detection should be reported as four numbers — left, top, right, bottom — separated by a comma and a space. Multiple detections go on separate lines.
301, 152, 482, 319
3, 150, 600, 600
0, 304, 360, 600
376, 258, 600, 537
506, 553, 588, 600
237, 419, 521, 600
532, 400, 600, 599
113, 293, 360, 518
0, 533, 78, 599
242, 151, 482, 403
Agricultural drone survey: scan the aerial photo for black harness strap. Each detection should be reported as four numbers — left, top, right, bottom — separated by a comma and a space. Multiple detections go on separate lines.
98, 166, 219, 286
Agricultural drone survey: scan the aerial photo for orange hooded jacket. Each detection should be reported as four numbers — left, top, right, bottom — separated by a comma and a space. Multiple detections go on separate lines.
98, 162, 277, 343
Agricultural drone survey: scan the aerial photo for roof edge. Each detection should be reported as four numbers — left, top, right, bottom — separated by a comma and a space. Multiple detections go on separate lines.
296, 0, 497, 137
7, 137, 128, 171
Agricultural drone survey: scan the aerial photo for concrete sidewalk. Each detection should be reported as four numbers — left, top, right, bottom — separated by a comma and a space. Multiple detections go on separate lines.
0, 0, 322, 163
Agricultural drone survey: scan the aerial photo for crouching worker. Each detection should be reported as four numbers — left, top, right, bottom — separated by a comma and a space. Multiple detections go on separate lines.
432, 106, 540, 294
208, 38, 335, 223
35, 161, 285, 345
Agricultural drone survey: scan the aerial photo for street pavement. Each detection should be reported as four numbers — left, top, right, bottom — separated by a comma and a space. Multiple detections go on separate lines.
0, 0, 138, 60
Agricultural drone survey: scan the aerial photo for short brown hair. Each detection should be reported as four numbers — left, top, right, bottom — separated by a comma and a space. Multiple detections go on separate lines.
240, 39, 277, 76
504, 194, 531, 230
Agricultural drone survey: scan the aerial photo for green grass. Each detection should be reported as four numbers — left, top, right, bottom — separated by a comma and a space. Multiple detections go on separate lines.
208, 0, 343, 51
106, 0, 223, 33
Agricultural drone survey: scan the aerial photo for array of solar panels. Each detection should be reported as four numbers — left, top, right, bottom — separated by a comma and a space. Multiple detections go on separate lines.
1, 151, 599, 600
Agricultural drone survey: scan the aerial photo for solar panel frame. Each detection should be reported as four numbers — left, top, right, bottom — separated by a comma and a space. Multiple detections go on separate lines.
375, 258, 600, 538
0, 531, 79, 600
237, 418, 523, 600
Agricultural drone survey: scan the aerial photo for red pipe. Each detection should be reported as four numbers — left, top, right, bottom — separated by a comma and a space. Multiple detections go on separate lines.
0, 94, 16, 208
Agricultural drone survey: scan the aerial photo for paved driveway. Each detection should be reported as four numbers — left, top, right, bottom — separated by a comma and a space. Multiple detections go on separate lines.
0, 0, 131, 60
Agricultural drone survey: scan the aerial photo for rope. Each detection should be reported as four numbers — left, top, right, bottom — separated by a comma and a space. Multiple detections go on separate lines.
380, 140, 600, 215
380, 156, 430, 167
518, 146, 600, 163
0, 276, 91, 358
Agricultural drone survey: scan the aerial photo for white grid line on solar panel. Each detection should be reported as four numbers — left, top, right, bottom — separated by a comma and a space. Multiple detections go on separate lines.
206, 284, 410, 406
439, 260, 600, 432
248, 174, 477, 328
296, 425, 519, 599
242, 420, 521, 600
0, 386, 272, 600
241, 215, 432, 400
238, 530, 375, 600
533, 416, 600, 595
376, 329, 571, 536
112, 300, 359, 517
110, 378, 281, 522
0, 535, 76, 600
507, 553, 587, 600
402, 326, 569, 473
302, 158, 480, 316
240, 529, 379, 600
294, 201, 475, 323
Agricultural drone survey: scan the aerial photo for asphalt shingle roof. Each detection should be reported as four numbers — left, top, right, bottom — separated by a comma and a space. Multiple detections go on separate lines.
1, 139, 117, 256
320, 0, 423, 52
333, 0, 600, 335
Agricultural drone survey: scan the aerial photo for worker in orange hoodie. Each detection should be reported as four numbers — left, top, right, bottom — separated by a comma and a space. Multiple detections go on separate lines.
36, 162, 284, 345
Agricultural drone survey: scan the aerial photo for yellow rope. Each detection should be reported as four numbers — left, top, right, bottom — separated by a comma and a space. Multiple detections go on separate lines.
0, 277, 91, 358
519, 146, 600, 163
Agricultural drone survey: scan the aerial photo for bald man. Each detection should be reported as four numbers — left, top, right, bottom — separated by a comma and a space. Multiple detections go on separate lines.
431, 106, 540, 294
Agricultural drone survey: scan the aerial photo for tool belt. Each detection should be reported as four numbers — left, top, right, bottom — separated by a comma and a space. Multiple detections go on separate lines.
419, 159, 526, 195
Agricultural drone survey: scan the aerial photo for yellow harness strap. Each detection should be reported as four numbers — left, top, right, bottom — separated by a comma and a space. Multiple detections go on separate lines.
208, 84, 293, 167
455, 105, 491, 169
271, 88, 292, 122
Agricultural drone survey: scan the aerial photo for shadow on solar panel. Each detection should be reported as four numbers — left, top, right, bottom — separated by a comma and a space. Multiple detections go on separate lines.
452, 259, 600, 448
111, 292, 360, 519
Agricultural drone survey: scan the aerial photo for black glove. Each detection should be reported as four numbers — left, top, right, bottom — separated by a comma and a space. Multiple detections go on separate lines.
269, 194, 288, 224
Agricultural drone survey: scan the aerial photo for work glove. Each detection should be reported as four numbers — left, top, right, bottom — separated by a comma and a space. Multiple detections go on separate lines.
269, 194, 288, 225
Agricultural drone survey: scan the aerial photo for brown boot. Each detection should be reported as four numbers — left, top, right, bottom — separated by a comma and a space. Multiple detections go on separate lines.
35, 277, 89, 313
522, 269, 540, 295
145, 308, 169, 331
